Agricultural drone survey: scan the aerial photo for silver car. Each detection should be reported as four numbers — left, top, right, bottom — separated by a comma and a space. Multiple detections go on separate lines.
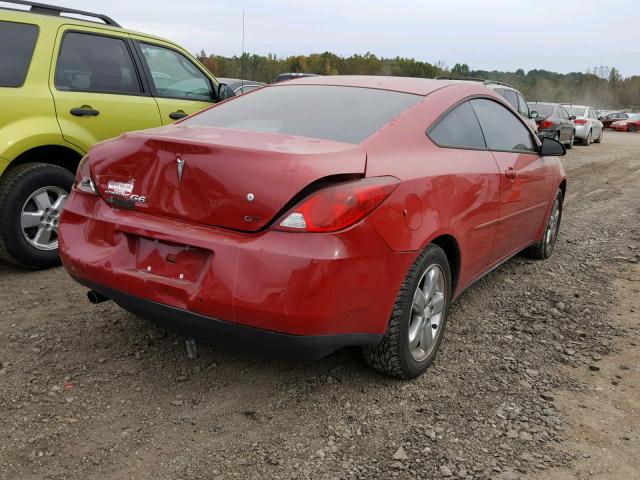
562, 105, 604, 145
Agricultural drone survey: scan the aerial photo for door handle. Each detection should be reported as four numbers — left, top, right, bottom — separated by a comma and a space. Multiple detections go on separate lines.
70, 107, 100, 117
169, 111, 188, 120
505, 167, 517, 179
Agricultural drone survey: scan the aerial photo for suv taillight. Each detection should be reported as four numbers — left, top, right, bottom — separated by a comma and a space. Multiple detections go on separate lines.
275, 177, 399, 233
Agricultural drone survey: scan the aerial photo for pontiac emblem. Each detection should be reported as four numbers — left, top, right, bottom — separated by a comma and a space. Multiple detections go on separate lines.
176, 158, 186, 183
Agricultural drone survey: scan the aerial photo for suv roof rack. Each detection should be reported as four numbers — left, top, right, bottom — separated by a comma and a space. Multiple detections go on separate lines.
1, 0, 121, 27
434, 76, 513, 89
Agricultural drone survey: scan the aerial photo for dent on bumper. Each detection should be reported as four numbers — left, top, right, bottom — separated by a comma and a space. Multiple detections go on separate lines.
59, 192, 416, 338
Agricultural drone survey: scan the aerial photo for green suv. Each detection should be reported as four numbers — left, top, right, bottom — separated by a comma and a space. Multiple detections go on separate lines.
0, 1, 224, 268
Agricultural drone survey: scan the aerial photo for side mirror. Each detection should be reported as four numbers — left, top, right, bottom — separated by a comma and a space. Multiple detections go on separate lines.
530, 110, 539, 119
569, 115, 576, 121
217, 83, 230, 101
540, 136, 566, 157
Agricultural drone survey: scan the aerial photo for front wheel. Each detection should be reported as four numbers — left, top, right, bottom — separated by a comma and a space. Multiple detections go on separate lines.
525, 189, 563, 260
0, 163, 74, 269
363, 244, 451, 379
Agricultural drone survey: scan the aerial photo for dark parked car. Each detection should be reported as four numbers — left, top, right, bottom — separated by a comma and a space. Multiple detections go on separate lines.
274, 72, 320, 83
528, 102, 575, 148
216, 78, 265, 97
600, 112, 633, 129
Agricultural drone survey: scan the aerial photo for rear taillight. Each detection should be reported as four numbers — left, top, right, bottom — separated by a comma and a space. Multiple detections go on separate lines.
574, 119, 587, 125
275, 176, 399, 233
539, 119, 553, 129
75, 156, 98, 195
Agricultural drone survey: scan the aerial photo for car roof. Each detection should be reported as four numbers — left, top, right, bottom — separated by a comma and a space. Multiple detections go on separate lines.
275, 75, 460, 96
528, 101, 557, 105
0, 5, 171, 45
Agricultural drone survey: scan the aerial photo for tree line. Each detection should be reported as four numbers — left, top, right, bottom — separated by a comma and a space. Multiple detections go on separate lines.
196, 50, 640, 110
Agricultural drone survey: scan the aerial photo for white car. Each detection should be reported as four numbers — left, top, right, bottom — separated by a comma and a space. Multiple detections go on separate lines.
562, 105, 604, 145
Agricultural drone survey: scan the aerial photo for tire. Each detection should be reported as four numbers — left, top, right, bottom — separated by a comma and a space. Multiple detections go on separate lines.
594, 128, 603, 143
582, 129, 592, 146
629, 125, 637, 133
0, 163, 74, 269
363, 244, 452, 379
566, 131, 574, 149
525, 189, 563, 260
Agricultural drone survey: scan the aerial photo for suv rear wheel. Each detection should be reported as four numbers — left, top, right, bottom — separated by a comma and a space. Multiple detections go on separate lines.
0, 163, 74, 269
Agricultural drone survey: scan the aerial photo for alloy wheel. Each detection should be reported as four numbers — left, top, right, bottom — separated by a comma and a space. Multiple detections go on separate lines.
20, 186, 68, 251
408, 264, 446, 362
545, 197, 561, 250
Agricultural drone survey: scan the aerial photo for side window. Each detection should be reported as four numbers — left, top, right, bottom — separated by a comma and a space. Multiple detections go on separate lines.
560, 107, 568, 119
0, 21, 39, 87
429, 101, 487, 150
517, 94, 530, 117
55, 32, 141, 94
470, 99, 536, 153
139, 43, 213, 101
500, 89, 519, 110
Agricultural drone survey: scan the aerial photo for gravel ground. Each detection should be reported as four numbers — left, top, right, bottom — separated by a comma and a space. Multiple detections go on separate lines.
1, 132, 639, 480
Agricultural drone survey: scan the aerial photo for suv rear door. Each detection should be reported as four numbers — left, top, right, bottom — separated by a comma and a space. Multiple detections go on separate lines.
50, 26, 162, 152
131, 38, 217, 124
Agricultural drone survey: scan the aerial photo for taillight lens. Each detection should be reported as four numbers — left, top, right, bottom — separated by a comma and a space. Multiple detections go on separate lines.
75, 155, 98, 195
539, 119, 553, 129
574, 119, 587, 125
275, 176, 399, 233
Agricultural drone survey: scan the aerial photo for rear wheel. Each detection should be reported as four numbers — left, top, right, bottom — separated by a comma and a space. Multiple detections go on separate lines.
525, 189, 563, 260
629, 124, 637, 133
582, 129, 592, 146
594, 128, 603, 143
566, 131, 574, 149
0, 163, 73, 269
363, 244, 451, 379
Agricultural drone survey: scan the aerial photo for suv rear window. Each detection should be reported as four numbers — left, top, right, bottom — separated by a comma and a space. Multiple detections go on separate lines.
185, 85, 422, 144
0, 21, 39, 87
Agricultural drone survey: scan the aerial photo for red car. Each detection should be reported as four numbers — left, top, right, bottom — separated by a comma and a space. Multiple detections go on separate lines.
59, 76, 567, 379
610, 114, 640, 132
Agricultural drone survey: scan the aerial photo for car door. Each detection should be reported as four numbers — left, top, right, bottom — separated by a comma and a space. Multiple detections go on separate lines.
132, 40, 217, 124
50, 28, 162, 152
558, 106, 572, 141
470, 98, 552, 263
588, 108, 602, 136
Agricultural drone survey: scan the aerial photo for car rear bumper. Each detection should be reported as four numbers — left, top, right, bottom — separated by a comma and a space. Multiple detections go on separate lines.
574, 124, 591, 139
537, 129, 559, 139
76, 279, 382, 359
59, 191, 416, 343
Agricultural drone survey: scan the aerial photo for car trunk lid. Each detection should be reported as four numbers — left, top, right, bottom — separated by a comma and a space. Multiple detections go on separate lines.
90, 125, 367, 232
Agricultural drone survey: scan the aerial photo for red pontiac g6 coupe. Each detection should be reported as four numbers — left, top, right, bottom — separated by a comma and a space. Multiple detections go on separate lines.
59, 76, 567, 379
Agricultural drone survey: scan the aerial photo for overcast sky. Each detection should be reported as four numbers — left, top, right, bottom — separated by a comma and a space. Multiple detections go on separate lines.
43, 0, 640, 76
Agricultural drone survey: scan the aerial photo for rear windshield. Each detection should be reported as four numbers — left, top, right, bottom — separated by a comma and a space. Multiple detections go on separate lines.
185, 84, 422, 144
528, 103, 554, 117
0, 21, 39, 87
566, 106, 586, 116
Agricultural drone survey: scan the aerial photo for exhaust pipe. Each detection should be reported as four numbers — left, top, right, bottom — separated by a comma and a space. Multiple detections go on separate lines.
87, 290, 110, 304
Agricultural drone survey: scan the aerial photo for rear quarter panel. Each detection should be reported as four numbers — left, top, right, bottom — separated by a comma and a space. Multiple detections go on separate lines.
0, 13, 77, 168
364, 84, 506, 293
